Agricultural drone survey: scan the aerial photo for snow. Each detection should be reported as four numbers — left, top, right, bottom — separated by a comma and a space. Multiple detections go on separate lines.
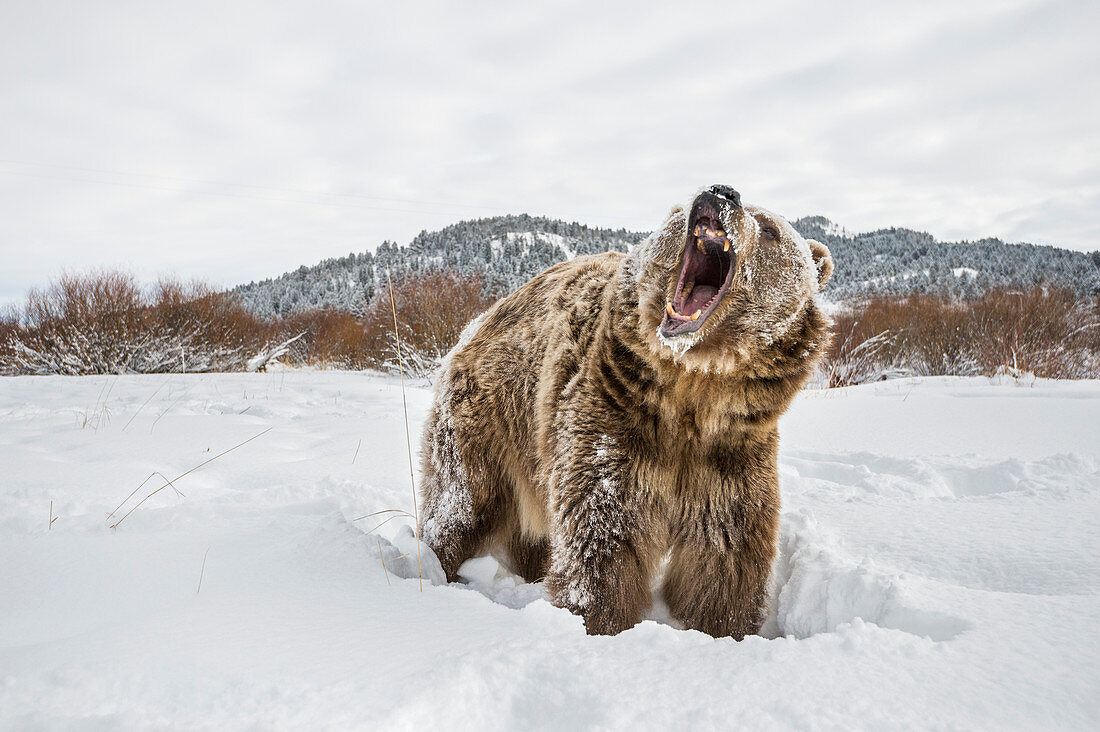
501, 231, 576, 260
1, 372, 1098, 729
822, 220, 851, 238
537, 232, 573, 260
656, 325, 704, 358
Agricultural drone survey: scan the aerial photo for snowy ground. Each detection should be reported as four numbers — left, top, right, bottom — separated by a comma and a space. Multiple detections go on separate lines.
1, 372, 1098, 730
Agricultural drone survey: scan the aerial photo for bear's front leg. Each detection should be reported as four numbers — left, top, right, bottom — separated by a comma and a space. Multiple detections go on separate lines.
544, 433, 665, 635
663, 495, 779, 640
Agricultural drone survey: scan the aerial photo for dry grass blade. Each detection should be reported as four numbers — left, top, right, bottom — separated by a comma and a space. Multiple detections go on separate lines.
106, 471, 185, 523
109, 427, 272, 529
365, 513, 412, 535
93, 378, 117, 431
352, 508, 415, 523
88, 378, 109, 424
379, 540, 391, 587
150, 392, 188, 434
79, 377, 117, 431
388, 267, 423, 591
376, 539, 410, 588
122, 381, 168, 432
197, 547, 210, 593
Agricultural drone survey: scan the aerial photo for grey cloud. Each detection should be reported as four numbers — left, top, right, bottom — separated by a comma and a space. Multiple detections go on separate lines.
1, 0, 1096, 305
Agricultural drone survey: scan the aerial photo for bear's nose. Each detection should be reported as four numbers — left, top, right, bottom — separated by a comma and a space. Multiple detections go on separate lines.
707, 185, 742, 208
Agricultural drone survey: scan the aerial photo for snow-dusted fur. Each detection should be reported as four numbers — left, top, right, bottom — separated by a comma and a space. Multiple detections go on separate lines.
419, 188, 834, 638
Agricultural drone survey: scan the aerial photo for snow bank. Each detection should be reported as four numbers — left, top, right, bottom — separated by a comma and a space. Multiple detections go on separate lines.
0, 373, 1097, 729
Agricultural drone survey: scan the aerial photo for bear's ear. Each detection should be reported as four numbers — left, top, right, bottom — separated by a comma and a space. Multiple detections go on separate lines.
807, 239, 833, 291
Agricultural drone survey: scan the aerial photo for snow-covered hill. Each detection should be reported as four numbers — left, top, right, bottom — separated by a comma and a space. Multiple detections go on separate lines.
231, 215, 643, 317
230, 214, 1100, 316
1, 373, 1098, 728
793, 216, 1100, 300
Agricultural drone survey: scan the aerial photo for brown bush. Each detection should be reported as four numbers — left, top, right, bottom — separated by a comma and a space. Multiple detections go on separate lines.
824, 288, 1100, 386
144, 279, 271, 372
357, 270, 497, 375
969, 289, 1100, 377
0, 268, 498, 376
13, 270, 1089, 384
257, 270, 494, 374
278, 309, 374, 370
0, 271, 270, 375
0, 307, 17, 354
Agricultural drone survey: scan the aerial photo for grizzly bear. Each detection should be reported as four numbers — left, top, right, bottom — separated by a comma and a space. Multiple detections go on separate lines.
418, 185, 833, 638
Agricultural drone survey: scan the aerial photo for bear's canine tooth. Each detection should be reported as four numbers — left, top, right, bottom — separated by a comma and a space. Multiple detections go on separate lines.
723, 238, 731, 253
666, 302, 675, 316
690, 309, 701, 320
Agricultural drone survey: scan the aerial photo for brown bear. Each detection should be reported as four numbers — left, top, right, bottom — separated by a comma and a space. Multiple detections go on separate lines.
418, 185, 833, 638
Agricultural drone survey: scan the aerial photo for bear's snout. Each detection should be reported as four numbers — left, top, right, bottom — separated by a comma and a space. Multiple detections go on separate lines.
706, 184, 742, 208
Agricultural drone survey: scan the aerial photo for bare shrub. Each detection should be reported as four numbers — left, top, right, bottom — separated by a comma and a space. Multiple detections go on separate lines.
278, 309, 375, 370
214, 269, 493, 375
0, 306, 17, 369
822, 288, 1100, 384
0, 271, 269, 375
824, 322, 905, 388
141, 279, 271, 372
358, 271, 496, 376
12, 269, 1089, 384
0, 269, 494, 377
22, 271, 147, 374
969, 289, 1100, 378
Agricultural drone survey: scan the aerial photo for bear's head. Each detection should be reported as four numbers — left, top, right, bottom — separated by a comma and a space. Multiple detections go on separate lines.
630, 185, 833, 374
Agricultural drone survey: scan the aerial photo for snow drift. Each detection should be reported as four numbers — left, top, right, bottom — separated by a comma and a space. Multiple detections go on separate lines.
0, 373, 1097, 729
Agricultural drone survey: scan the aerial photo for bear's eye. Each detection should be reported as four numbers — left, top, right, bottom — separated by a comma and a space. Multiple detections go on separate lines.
760, 224, 779, 240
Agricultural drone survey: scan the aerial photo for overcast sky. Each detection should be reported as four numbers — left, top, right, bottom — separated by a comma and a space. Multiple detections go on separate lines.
1, 0, 1097, 304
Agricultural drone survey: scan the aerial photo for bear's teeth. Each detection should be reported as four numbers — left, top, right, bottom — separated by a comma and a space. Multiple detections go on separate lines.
666, 302, 675, 316
690, 309, 701, 320
694, 225, 701, 237
723, 238, 731, 253
681, 281, 694, 301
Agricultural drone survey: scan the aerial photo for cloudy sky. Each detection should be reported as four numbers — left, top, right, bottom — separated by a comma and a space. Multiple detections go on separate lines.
1, 0, 1097, 303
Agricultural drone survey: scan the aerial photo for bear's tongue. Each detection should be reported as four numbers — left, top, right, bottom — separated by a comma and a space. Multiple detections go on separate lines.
675, 237, 726, 315
683, 284, 717, 313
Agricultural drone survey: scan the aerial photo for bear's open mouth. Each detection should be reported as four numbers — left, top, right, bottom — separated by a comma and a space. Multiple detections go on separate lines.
660, 196, 737, 338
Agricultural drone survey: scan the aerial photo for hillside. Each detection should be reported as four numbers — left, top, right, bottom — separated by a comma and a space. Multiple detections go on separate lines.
794, 216, 1100, 300
231, 214, 1100, 316
232, 215, 644, 318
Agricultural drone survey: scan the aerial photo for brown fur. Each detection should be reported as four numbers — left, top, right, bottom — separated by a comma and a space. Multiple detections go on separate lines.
418, 189, 833, 638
